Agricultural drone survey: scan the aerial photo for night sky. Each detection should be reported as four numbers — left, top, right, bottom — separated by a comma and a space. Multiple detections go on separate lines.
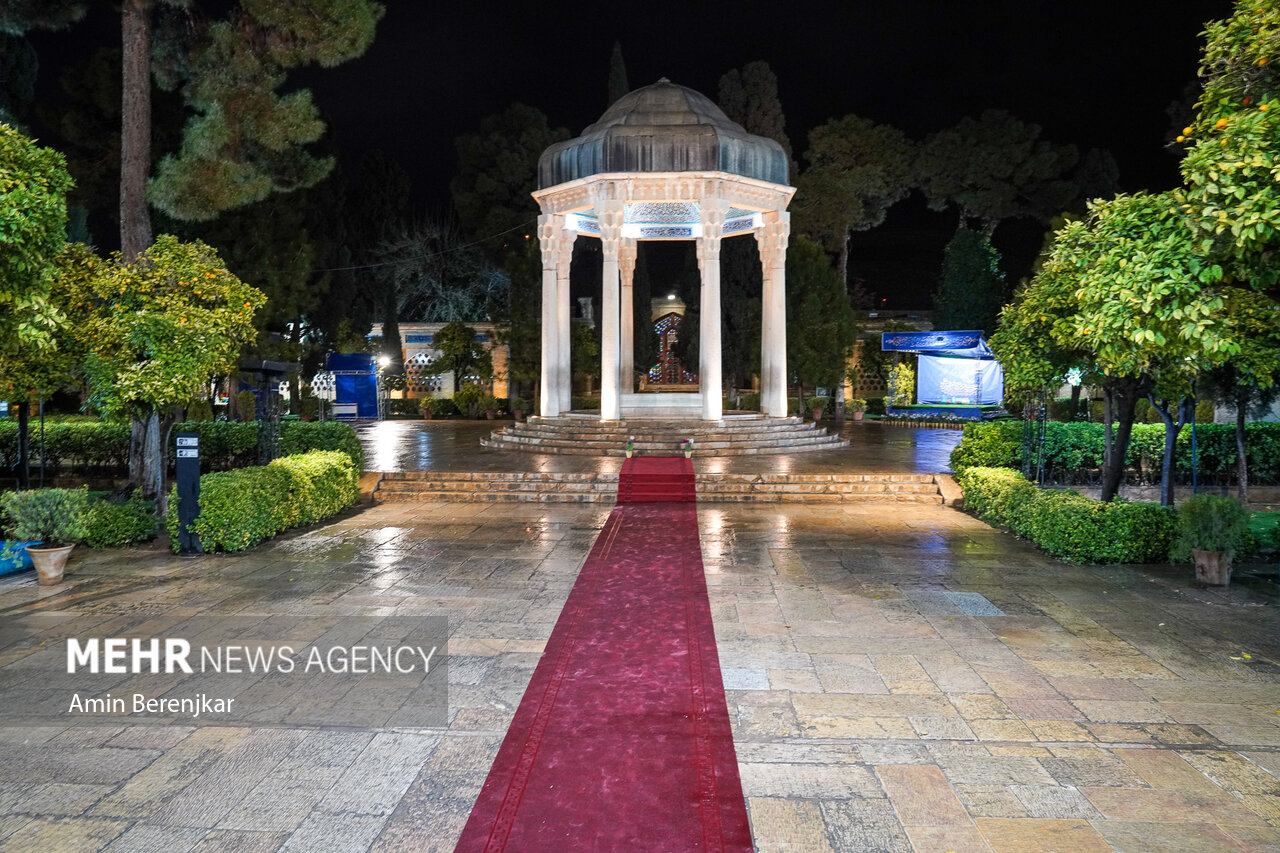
32, 1, 1236, 306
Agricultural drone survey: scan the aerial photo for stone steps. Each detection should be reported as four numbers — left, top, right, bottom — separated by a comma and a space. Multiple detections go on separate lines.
374, 471, 944, 504
481, 414, 848, 457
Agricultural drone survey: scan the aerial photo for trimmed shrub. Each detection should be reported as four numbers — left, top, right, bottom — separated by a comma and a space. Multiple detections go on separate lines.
866, 397, 887, 416
957, 466, 1175, 563
950, 422, 1021, 474
949, 421, 1280, 485
384, 398, 420, 417
738, 392, 760, 412
1, 420, 363, 474
572, 395, 600, 411
279, 421, 363, 470
432, 398, 459, 417
83, 493, 156, 548
167, 450, 358, 553
1028, 495, 1175, 564
0, 421, 131, 471
168, 465, 296, 552
174, 421, 259, 469
269, 451, 360, 525
955, 467, 1039, 538
453, 384, 484, 418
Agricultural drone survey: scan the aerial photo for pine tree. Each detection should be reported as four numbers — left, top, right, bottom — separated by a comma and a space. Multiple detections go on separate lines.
607, 41, 629, 106
717, 61, 793, 163
933, 228, 1007, 335
5, 0, 384, 257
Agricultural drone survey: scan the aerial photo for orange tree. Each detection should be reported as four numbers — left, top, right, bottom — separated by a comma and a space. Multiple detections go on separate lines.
0, 124, 75, 488
992, 193, 1238, 503
1182, 0, 1280, 287
61, 237, 264, 508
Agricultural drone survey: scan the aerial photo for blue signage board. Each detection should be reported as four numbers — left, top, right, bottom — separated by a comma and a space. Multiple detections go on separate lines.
880, 330, 986, 354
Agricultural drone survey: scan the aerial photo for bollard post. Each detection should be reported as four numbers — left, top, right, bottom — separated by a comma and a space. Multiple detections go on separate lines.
175, 432, 203, 556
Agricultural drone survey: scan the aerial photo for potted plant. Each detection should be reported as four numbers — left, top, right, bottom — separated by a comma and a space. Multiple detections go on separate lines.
682, 438, 694, 458
1171, 494, 1252, 586
511, 396, 528, 421
848, 398, 867, 421
806, 396, 828, 421
419, 396, 439, 420
452, 384, 484, 418
481, 392, 499, 420
1, 488, 90, 585
625, 436, 635, 458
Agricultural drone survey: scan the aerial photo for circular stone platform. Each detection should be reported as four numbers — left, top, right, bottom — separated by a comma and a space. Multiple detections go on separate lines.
481, 414, 848, 457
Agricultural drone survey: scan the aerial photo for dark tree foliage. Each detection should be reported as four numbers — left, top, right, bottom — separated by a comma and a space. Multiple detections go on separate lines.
632, 245, 655, 377
0, 33, 37, 125
917, 109, 1080, 237
451, 103, 569, 399
451, 103, 568, 244
793, 115, 916, 287
786, 236, 855, 395
933, 228, 1007, 335
717, 60, 793, 163
607, 41, 629, 106
719, 236, 762, 394
6, 0, 384, 259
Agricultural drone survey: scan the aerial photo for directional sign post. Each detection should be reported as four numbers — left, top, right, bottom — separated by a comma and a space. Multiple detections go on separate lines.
175, 433, 202, 556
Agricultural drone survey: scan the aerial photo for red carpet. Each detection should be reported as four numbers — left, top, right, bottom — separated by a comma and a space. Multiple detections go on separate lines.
455, 463, 750, 852
617, 456, 697, 503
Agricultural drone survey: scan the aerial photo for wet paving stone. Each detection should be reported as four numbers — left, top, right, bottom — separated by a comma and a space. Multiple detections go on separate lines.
0, 475, 1276, 850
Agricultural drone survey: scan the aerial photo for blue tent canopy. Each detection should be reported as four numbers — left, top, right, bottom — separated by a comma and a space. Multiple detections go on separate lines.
325, 353, 379, 419
880, 330, 1004, 407
880, 330, 994, 359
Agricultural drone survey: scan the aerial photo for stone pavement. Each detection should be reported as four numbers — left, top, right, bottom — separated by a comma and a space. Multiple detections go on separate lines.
356, 419, 964, 476
1, 496, 1279, 851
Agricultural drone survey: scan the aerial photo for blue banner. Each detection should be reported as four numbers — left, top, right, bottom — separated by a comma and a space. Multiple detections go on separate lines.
326, 353, 376, 373
880, 330, 987, 353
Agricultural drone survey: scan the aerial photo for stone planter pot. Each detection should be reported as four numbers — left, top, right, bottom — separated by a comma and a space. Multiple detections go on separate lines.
485, 410, 496, 420
625, 450, 633, 458
811, 408, 823, 421
27, 544, 74, 586
852, 411, 864, 421
1192, 548, 1232, 586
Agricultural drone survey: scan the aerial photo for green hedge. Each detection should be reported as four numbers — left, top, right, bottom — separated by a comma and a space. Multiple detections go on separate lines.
83, 494, 157, 548
0, 420, 362, 474
0, 421, 131, 471
269, 451, 361, 525
957, 466, 1176, 564
384, 398, 420, 417
167, 450, 359, 553
950, 421, 1280, 485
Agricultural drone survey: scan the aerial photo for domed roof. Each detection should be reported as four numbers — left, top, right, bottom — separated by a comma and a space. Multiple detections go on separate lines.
537, 79, 789, 189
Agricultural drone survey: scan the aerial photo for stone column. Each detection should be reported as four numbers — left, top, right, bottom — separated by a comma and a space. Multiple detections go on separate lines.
537, 214, 561, 418
697, 198, 726, 421
556, 231, 576, 412
618, 238, 637, 395
755, 210, 790, 418
595, 197, 624, 422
